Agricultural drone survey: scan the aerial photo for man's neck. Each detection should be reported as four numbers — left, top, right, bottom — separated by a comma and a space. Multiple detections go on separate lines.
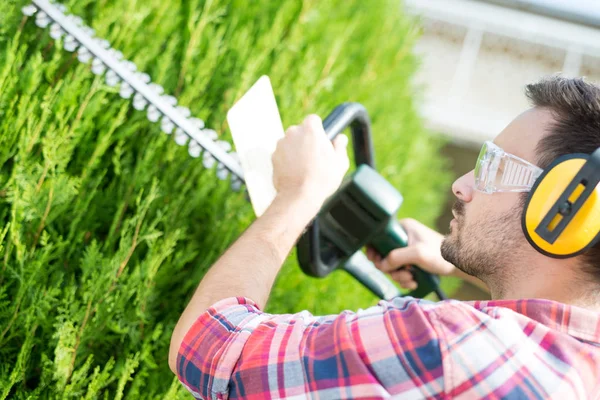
485, 258, 600, 312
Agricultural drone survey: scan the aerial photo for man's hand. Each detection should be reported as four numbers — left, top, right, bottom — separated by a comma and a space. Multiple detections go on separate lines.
367, 218, 489, 293
272, 114, 350, 210
366, 218, 456, 291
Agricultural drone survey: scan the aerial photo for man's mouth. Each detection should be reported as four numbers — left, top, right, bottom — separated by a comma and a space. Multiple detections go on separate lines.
451, 211, 460, 223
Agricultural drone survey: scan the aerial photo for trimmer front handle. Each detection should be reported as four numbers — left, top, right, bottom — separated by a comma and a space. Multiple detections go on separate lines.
297, 103, 445, 300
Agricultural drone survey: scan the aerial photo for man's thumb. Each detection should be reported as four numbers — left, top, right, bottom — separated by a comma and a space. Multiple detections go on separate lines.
333, 134, 348, 151
333, 135, 349, 167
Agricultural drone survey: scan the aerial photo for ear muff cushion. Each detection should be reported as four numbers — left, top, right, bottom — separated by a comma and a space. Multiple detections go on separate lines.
522, 154, 600, 258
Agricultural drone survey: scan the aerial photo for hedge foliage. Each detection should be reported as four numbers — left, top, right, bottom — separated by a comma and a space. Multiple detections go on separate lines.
0, 0, 454, 397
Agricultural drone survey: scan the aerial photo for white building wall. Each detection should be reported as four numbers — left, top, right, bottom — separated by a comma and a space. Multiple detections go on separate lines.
405, 0, 600, 148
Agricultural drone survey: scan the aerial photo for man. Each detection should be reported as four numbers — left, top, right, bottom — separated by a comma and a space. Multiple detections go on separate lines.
169, 76, 600, 399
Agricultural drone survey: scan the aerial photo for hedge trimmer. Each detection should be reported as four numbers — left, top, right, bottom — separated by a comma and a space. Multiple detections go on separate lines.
22, 0, 244, 190
22, 0, 446, 301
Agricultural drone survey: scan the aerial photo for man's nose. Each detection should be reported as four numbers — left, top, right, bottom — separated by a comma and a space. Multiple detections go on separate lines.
452, 170, 474, 202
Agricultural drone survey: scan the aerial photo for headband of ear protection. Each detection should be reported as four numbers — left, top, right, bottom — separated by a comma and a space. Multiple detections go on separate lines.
522, 148, 600, 258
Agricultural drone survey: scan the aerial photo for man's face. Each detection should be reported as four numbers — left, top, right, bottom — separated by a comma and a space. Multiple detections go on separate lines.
440, 107, 553, 281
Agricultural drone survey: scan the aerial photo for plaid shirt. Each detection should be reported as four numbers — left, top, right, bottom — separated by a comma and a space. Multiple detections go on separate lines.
176, 296, 600, 399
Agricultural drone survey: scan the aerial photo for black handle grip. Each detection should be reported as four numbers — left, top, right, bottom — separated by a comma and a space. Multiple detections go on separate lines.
297, 103, 389, 298
342, 252, 401, 300
372, 221, 443, 299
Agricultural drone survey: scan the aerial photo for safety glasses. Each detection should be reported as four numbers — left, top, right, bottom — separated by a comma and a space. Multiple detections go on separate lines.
474, 141, 543, 194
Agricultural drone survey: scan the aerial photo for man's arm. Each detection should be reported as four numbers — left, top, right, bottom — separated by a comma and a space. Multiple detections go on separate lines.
168, 114, 349, 373
168, 191, 319, 371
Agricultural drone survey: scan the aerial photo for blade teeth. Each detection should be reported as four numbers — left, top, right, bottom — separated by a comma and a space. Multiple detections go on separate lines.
49, 23, 64, 39
105, 69, 121, 87
190, 118, 205, 130
119, 83, 134, 99
230, 178, 243, 192
174, 128, 189, 146
161, 118, 175, 134
82, 27, 96, 37
216, 164, 229, 180
64, 41, 80, 52
67, 15, 84, 27
108, 49, 124, 61
202, 152, 216, 169
149, 83, 164, 95
77, 47, 92, 63
216, 140, 232, 152
91, 58, 106, 75
202, 129, 218, 141
95, 38, 111, 50
64, 36, 79, 52
122, 60, 137, 72
147, 105, 161, 122
162, 95, 177, 107
188, 140, 202, 158
91, 63, 106, 75
176, 106, 191, 118
22, 4, 38, 16
35, 12, 51, 28
133, 93, 148, 110
136, 72, 151, 84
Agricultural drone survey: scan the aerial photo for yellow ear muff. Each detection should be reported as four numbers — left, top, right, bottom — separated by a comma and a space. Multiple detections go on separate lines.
523, 154, 600, 258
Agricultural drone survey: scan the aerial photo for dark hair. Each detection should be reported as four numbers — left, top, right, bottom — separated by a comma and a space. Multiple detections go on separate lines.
525, 76, 600, 281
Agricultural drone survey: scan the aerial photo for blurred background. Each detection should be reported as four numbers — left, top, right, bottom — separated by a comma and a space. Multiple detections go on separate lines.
407, 0, 600, 299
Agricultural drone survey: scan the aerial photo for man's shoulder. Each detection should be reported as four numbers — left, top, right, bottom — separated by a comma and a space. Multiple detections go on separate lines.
396, 298, 600, 398
380, 296, 568, 340
385, 296, 600, 364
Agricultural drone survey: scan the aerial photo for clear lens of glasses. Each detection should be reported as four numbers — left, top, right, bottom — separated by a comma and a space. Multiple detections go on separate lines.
475, 141, 543, 194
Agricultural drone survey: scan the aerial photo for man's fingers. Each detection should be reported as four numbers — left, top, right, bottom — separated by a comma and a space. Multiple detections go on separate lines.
285, 125, 300, 135
390, 268, 414, 284
366, 247, 382, 264
303, 114, 323, 134
333, 135, 350, 171
379, 246, 423, 273
390, 269, 417, 290
333, 134, 348, 151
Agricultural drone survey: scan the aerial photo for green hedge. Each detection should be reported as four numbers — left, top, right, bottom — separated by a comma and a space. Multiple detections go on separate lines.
0, 0, 453, 397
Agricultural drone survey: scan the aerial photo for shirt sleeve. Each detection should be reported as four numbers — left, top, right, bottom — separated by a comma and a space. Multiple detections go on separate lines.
176, 296, 446, 400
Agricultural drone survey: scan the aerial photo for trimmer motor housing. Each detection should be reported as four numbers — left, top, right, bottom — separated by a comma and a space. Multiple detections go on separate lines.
296, 103, 445, 300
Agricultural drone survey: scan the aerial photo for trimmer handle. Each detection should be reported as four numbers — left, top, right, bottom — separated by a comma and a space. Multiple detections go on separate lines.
297, 102, 446, 301
298, 103, 397, 298
323, 103, 375, 168
371, 221, 445, 300
323, 103, 444, 299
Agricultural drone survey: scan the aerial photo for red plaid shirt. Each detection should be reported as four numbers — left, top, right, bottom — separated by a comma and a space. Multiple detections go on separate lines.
176, 296, 600, 399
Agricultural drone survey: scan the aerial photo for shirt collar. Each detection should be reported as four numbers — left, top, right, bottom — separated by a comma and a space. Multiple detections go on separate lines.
466, 298, 600, 344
